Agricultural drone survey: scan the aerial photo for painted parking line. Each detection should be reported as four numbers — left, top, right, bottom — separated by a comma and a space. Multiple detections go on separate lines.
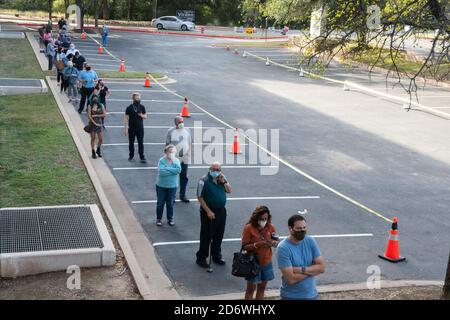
102, 142, 248, 146
113, 165, 278, 171
109, 89, 172, 93
107, 99, 180, 102
153, 233, 374, 247
105, 125, 224, 129
133, 195, 320, 204
82, 57, 117, 62
149, 75, 394, 223
104, 111, 204, 115
89, 63, 120, 67
429, 106, 450, 109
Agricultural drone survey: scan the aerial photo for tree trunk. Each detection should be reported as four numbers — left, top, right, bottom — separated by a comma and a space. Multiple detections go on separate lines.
76, 0, 85, 30
94, 0, 99, 28
103, 0, 110, 20
127, 0, 131, 21
48, 0, 53, 20
64, 0, 70, 19
443, 251, 450, 300
152, 0, 157, 20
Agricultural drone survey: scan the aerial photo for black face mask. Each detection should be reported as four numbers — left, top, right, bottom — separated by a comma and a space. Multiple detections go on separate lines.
291, 230, 306, 241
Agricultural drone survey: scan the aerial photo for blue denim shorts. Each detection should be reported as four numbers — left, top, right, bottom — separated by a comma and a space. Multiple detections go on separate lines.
245, 262, 275, 283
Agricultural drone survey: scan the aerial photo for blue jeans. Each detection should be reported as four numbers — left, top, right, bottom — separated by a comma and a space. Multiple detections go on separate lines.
245, 262, 275, 283
156, 185, 177, 221
179, 162, 189, 198
102, 34, 107, 46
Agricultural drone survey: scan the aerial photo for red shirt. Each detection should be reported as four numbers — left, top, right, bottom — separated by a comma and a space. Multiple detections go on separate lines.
241, 223, 276, 267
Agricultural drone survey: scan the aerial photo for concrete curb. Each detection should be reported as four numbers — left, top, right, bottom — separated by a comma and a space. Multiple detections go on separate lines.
192, 280, 444, 300
46, 76, 180, 300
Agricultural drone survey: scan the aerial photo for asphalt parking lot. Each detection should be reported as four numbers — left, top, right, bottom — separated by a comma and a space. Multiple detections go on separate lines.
68, 31, 450, 298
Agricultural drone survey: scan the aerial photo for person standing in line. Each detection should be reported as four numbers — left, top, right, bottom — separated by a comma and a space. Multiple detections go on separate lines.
77, 64, 98, 113
97, 79, 111, 128
55, 46, 65, 90
196, 162, 232, 268
165, 116, 192, 203
72, 51, 86, 71
87, 96, 106, 159
46, 39, 56, 71
241, 206, 279, 300
43, 29, 52, 50
101, 24, 109, 47
63, 61, 79, 102
58, 17, 66, 30
277, 215, 325, 300
66, 43, 79, 60
155, 144, 182, 227
123, 93, 147, 163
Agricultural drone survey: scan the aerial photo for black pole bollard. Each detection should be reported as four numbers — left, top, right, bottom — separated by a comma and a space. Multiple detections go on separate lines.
443, 251, 450, 300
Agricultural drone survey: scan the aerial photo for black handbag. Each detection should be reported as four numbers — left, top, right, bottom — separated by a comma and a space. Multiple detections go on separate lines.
231, 246, 261, 278
83, 123, 92, 133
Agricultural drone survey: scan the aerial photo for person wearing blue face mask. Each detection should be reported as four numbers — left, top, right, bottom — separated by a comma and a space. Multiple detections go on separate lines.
196, 162, 232, 268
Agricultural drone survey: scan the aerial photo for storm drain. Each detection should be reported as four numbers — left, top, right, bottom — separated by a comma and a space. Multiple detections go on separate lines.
0, 205, 115, 278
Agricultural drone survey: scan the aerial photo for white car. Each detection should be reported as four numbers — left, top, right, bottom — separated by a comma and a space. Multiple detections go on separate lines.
152, 16, 195, 31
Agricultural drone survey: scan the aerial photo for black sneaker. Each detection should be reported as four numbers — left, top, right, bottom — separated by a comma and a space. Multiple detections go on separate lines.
180, 197, 190, 203
196, 259, 209, 268
77, 109, 82, 114
128, 157, 134, 162
92, 150, 97, 159
96, 147, 102, 158
140, 157, 147, 163
212, 258, 226, 265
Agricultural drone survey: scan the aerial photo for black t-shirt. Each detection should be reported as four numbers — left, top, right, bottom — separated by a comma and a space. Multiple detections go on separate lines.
125, 103, 146, 129
72, 55, 86, 71
99, 86, 109, 103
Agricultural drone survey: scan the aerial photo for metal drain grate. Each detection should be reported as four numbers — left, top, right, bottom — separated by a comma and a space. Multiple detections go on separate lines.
0, 206, 104, 254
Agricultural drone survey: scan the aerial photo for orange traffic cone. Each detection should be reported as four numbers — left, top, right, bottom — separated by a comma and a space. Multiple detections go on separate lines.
181, 97, 190, 118
81, 31, 86, 40
98, 45, 104, 54
379, 217, 406, 263
230, 128, 242, 154
144, 72, 151, 88
119, 59, 125, 72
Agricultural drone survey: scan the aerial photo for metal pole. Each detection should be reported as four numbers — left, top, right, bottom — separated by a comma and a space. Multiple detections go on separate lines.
207, 218, 213, 273
443, 251, 450, 299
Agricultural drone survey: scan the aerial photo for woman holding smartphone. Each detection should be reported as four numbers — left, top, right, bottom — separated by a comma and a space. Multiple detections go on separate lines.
241, 205, 279, 300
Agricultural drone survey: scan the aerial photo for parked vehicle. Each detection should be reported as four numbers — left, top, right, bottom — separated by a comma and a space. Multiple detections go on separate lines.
152, 16, 195, 31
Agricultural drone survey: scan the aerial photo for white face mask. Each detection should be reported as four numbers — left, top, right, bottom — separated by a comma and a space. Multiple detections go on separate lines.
258, 220, 267, 228
168, 151, 176, 160
177, 123, 184, 129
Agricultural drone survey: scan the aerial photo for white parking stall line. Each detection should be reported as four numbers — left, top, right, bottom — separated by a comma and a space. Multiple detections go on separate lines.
105, 125, 224, 129
107, 99, 181, 103
133, 196, 320, 204
113, 165, 278, 171
105, 111, 204, 115
83, 58, 117, 62
429, 106, 450, 109
152, 233, 374, 247
89, 63, 120, 67
109, 89, 172, 93
102, 142, 248, 146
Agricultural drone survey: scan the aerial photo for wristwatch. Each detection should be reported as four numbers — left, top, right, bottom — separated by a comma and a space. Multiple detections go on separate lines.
301, 266, 306, 274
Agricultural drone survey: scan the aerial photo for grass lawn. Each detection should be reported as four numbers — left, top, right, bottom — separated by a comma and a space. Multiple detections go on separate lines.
0, 39, 51, 78
341, 45, 450, 81
0, 39, 97, 207
97, 70, 164, 79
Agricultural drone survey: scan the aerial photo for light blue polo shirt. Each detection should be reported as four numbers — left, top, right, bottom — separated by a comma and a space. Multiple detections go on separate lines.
277, 236, 321, 299
78, 70, 98, 88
